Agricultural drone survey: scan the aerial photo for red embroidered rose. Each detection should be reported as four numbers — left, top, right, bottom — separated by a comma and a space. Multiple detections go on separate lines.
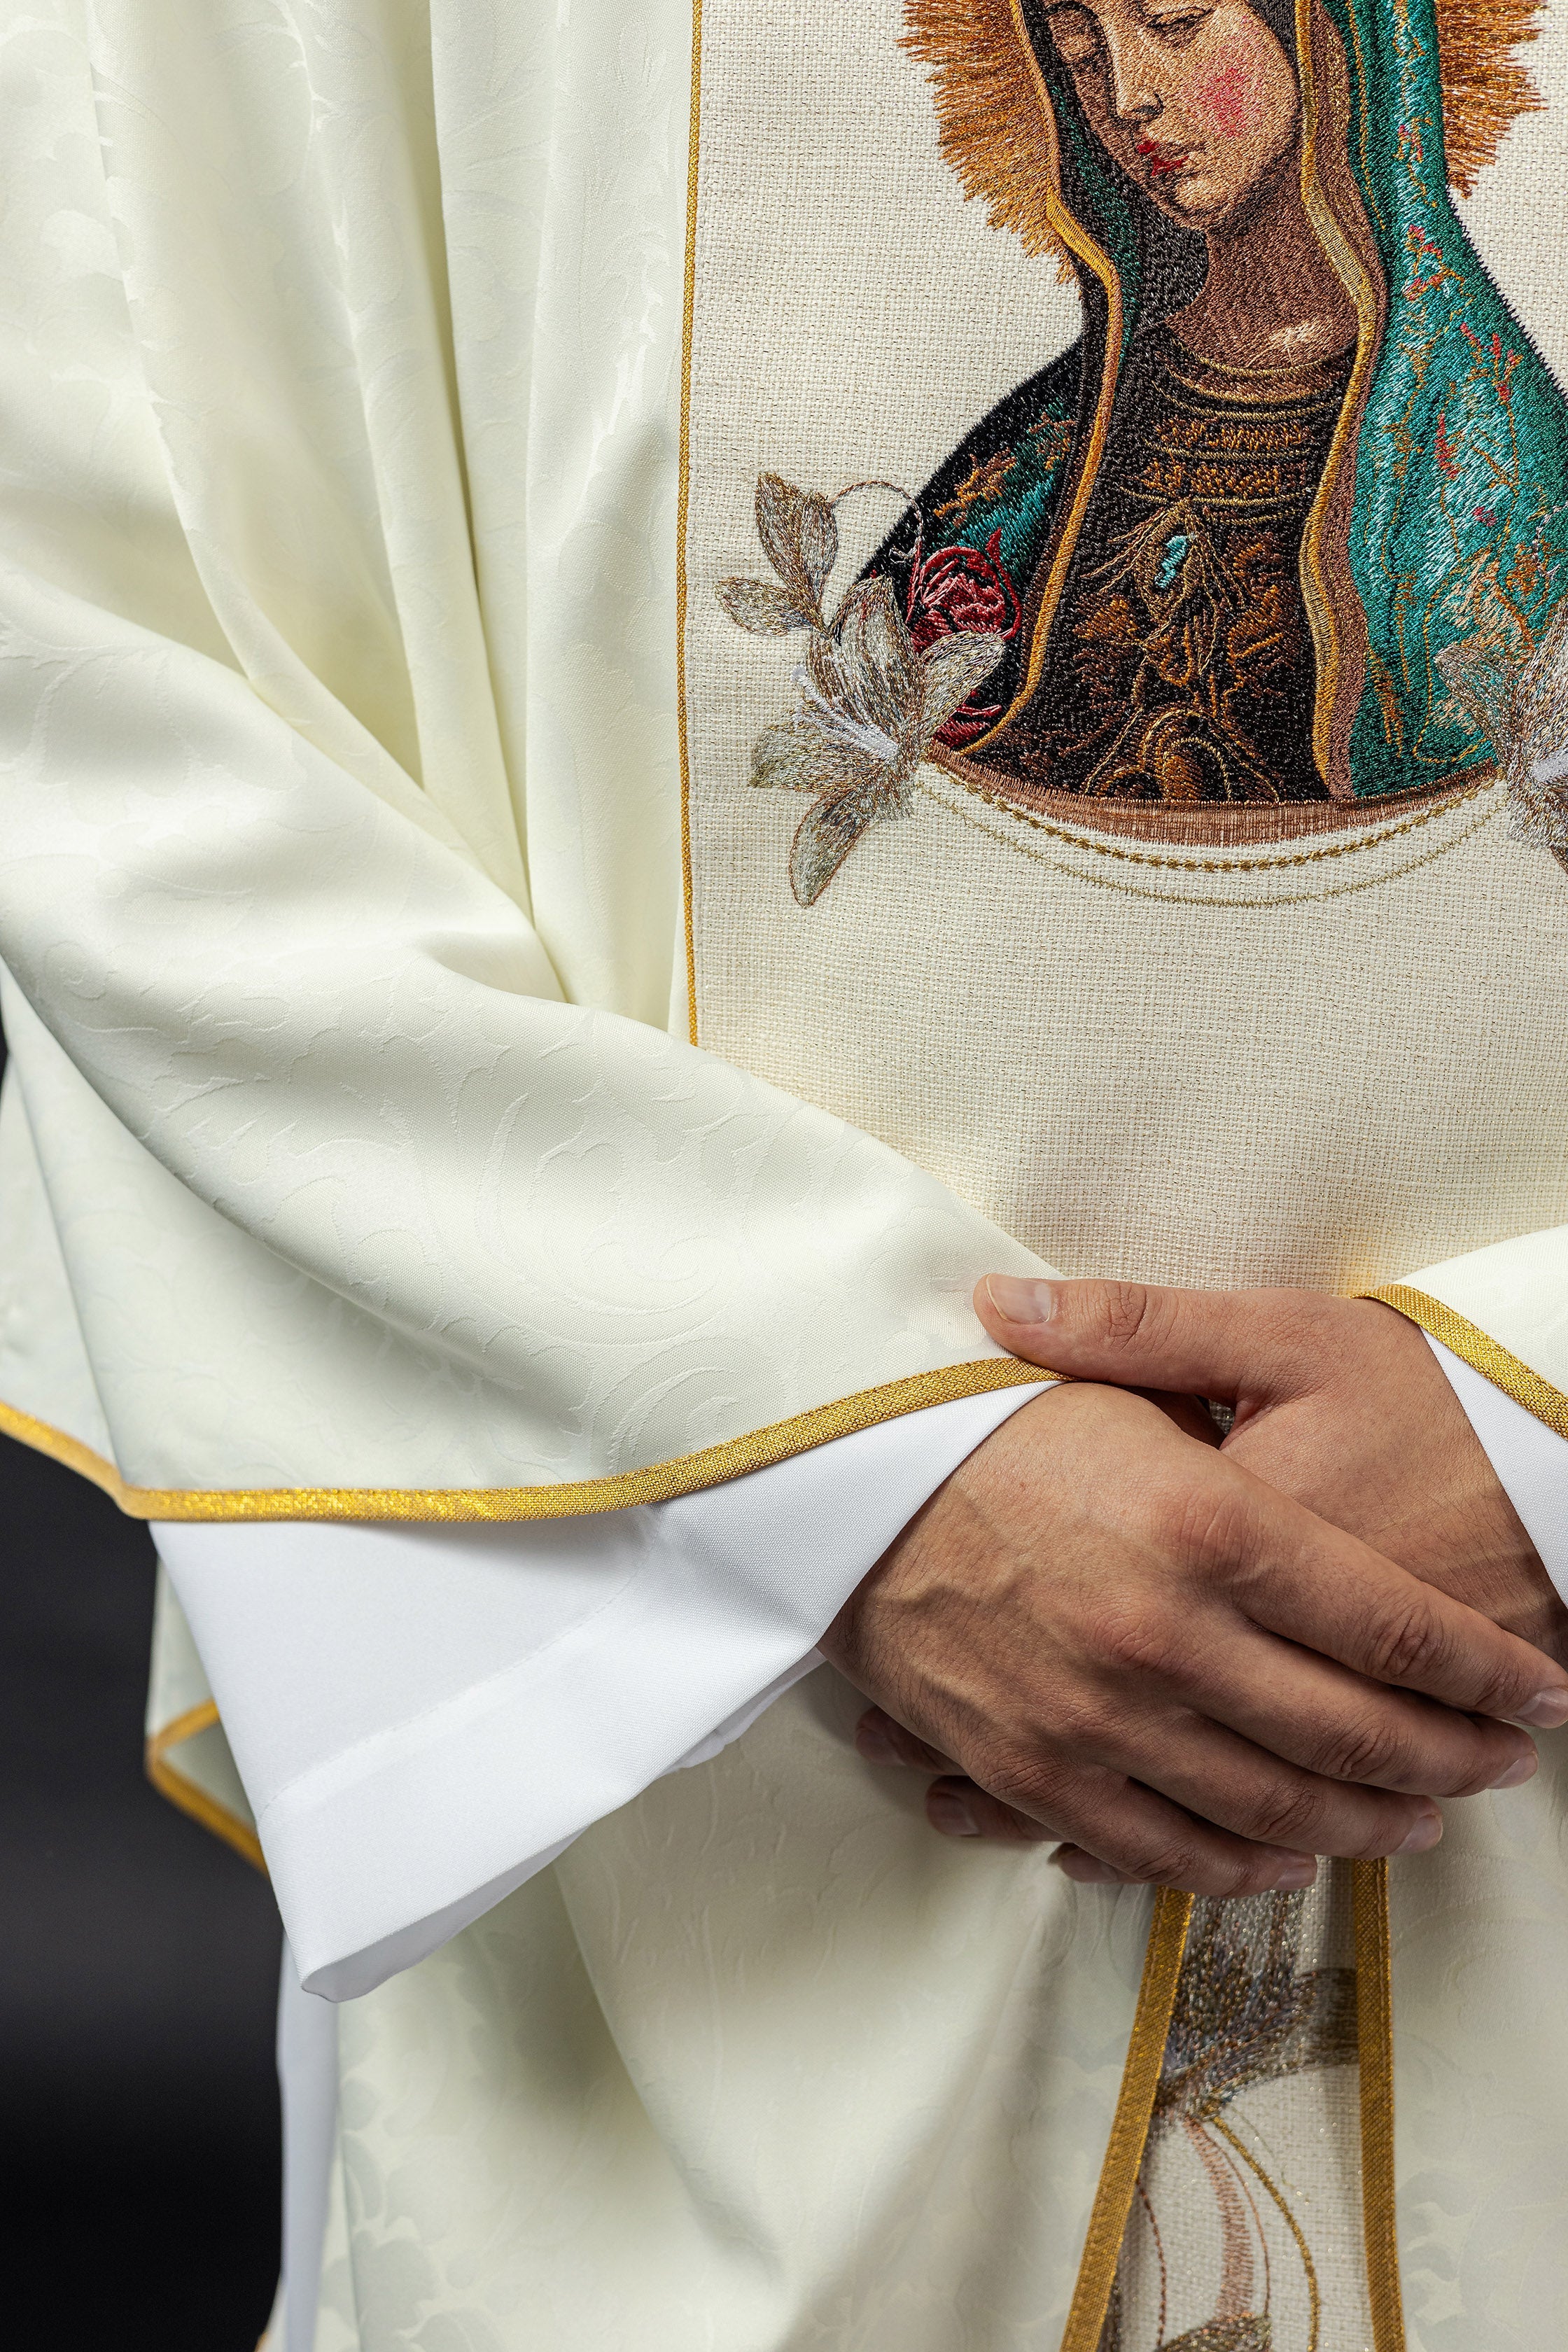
905, 530, 1021, 743
907, 528, 1021, 648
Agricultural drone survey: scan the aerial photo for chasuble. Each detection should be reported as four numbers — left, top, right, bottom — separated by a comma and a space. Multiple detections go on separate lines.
4, 0, 1568, 2344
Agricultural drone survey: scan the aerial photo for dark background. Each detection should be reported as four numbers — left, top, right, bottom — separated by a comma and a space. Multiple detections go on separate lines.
0, 1126, 283, 2351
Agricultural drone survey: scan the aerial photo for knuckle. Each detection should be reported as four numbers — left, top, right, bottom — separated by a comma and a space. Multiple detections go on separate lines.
1466, 1663, 1525, 1720
1312, 1712, 1410, 1786
1097, 1281, 1159, 1346
1118, 1835, 1200, 1888
982, 1744, 1065, 1817
1235, 1780, 1325, 1849
1164, 1480, 1254, 1576
1364, 1601, 1452, 1690
1081, 1596, 1179, 1681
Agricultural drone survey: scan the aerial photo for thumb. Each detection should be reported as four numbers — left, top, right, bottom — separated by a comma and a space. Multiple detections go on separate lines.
974, 1274, 1294, 1398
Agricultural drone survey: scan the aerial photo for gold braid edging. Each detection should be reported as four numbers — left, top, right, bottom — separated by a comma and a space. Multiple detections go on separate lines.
1365, 1285, 1568, 1439
677, 0, 704, 1045
0, 1359, 1053, 1524
1058, 1888, 1195, 2352
146, 1701, 266, 1872
1353, 1858, 1408, 2352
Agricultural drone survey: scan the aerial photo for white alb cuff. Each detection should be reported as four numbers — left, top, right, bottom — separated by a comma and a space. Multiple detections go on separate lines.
157, 1380, 1047, 1998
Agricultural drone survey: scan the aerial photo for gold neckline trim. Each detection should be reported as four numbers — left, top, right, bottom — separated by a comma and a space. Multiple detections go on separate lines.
922, 767, 1497, 872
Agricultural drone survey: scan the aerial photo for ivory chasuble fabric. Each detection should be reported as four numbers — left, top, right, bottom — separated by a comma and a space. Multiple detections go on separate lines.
6, 0, 1568, 2344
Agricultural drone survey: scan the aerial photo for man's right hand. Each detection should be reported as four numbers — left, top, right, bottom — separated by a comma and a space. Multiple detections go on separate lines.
820, 1382, 1568, 1897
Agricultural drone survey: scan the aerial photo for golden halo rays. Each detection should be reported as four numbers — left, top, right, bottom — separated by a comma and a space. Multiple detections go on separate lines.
902, 0, 1544, 261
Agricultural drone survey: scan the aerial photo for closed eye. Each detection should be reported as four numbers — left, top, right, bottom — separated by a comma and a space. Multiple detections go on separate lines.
1146, 8, 1212, 39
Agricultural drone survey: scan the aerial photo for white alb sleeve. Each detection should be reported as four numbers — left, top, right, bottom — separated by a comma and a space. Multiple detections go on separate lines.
1427, 1335, 1568, 1601
156, 1384, 1048, 2000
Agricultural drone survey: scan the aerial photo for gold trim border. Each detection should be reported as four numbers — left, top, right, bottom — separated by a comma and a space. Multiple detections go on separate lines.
1365, 1285, 1568, 1440
967, 0, 1126, 753
1353, 1857, 1408, 2352
146, 1700, 266, 1872
0, 1359, 1051, 1524
1296, 0, 1383, 790
1058, 1886, 1194, 2351
677, 0, 704, 1046
925, 766, 1493, 873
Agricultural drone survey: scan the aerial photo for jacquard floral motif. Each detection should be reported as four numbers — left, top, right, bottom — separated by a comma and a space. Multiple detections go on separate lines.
717, 474, 1005, 904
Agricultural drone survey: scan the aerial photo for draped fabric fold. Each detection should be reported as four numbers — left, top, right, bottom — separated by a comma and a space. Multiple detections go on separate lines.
0, 0, 1044, 1504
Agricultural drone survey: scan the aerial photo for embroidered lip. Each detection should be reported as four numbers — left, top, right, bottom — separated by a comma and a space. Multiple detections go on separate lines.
1136, 138, 1192, 178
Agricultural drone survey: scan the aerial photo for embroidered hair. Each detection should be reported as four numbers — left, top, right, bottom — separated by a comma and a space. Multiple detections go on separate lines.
903, 0, 1542, 251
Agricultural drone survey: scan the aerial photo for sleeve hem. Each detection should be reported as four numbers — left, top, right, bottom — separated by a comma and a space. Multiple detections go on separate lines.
0, 1357, 1051, 1524
1364, 1283, 1568, 1441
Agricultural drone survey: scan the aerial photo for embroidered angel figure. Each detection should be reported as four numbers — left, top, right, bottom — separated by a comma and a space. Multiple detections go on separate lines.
716, 474, 1004, 905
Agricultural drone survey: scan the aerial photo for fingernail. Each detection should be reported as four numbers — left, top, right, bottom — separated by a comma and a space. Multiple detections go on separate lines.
983, 1275, 1058, 1325
1396, 1811, 1443, 1856
1272, 1857, 1318, 1889
1516, 1688, 1568, 1729
855, 1721, 897, 1765
928, 1790, 979, 1837
1489, 1751, 1537, 1790
1052, 1849, 1122, 1883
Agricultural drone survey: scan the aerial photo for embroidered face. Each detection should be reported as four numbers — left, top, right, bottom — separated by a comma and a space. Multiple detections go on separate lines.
1042, 0, 1299, 232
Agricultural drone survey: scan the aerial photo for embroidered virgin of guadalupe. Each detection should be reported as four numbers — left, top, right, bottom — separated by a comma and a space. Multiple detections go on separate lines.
720, 0, 1568, 900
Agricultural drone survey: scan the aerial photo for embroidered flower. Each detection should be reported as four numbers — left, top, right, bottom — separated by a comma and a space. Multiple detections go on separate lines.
716, 475, 1005, 904
904, 528, 1021, 746
907, 530, 1021, 648
1438, 606, 1568, 865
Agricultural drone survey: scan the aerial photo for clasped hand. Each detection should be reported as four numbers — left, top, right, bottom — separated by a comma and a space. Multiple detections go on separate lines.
821, 1279, 1568, 1896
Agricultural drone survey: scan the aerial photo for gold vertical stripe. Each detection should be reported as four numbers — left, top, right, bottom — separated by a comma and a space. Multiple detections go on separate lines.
1058, 1886, 1194, 2352
676, 0, 705, 1044
1352, 1858, 1407, 2352
1362, 1284, 1568, 1439
966, 0, 1126, 752
146, 1700, 267, 1873
1294, 0, 1382, 785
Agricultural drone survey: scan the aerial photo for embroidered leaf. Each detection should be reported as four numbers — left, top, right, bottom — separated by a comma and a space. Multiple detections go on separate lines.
1436, 635, 1513, 760
1441, 607, 1568, 861
797, 493, 839, 597
920, 631, 1005, 734
755, 474, 832, 621
715, 577, 813, 635
788, 776, 888, 906
749, 722, 867, 794
808, 575, 923, 749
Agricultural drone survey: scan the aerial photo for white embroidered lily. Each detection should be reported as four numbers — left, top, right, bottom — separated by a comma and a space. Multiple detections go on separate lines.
1439, 608, 1568, 868
717, 474, 1004, 904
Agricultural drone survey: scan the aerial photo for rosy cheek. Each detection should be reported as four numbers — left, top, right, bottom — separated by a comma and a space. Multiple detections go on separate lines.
1197, 60, 1264, 140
